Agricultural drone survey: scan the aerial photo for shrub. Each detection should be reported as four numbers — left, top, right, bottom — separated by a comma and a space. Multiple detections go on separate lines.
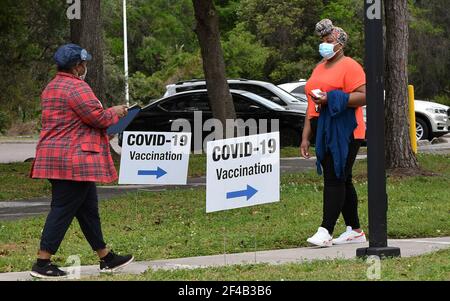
433, 95, 450, 107
0, 111, 11, 134
6, 120, 39, 136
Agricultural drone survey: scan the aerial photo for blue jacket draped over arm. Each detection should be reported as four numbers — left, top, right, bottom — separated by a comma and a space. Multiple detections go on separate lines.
315, 90, 357, 180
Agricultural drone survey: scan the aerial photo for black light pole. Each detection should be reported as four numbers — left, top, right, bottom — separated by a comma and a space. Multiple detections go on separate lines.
356, 0, 400, 258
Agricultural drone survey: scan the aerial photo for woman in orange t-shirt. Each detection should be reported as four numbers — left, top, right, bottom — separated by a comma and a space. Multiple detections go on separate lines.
301, 19, 367, 247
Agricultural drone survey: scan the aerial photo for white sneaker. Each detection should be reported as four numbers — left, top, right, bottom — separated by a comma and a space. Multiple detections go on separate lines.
332, 226, 367, 245
306, 227, 333, 247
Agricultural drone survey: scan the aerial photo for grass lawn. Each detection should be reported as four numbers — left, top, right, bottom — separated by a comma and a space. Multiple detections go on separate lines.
93, 248, 450, 281
0, 147, 307, 201
0, 153, 448, 274
0, 135, 39, 142
0, 162, 52, 201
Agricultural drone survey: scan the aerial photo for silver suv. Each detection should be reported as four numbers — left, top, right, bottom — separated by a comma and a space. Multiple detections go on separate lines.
164, 79, 308, 113
279, 81, 450, 141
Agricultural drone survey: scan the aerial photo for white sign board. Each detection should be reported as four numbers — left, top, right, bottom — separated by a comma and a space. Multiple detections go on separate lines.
206, 132, 280, 213
119, 131, 191, 185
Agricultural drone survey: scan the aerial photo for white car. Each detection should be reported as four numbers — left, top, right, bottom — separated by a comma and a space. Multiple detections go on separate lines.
278, 80, 308, 101
279, 81, 450, 141
164, 79, 308, 113
414, 100, 449, 140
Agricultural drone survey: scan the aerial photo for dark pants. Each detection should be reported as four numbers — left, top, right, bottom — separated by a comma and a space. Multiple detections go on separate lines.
320, 138, 362, 235
40, 180, 106, 255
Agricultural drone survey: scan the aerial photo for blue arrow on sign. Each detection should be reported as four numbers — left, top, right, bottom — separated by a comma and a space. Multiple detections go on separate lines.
137, 167, 167, 179
226, 185, 258, 201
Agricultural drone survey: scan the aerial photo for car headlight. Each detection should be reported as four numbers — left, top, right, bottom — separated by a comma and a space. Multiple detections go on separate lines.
425, 107, 441, 114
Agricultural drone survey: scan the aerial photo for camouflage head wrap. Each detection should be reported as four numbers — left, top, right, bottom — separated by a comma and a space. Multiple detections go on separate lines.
315, 19, 348, 47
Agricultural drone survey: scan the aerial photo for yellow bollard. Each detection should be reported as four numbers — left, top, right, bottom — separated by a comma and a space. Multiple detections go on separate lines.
408, 85, 417, 154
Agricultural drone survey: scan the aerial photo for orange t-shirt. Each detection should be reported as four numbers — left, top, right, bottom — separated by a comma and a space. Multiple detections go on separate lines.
305, 56, 366, 139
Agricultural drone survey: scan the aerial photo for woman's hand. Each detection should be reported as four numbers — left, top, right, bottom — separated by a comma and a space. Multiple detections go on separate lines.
112, 105, 128, 118
300, 139, 311, 159
311, 92, 328, 105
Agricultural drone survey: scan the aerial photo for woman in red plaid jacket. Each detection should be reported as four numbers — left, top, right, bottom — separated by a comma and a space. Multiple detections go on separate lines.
29, 44, 134, 279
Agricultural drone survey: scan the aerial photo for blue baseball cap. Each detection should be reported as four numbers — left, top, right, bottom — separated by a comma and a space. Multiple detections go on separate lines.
53, 43, 92, 69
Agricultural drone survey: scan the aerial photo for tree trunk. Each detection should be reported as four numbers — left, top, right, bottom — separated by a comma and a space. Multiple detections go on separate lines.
384, 0, 419, 170
192, 0, 236, 131
70, 0, 106, 103
70, 0, 120, 161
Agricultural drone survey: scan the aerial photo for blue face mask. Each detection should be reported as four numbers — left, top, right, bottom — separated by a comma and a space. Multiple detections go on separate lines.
319, 42, 339, 60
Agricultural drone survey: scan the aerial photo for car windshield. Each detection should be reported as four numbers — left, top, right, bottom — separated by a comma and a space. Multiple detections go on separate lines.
236, 91, 285, 110
264, 83, 306, 102
142, 97, 164, 110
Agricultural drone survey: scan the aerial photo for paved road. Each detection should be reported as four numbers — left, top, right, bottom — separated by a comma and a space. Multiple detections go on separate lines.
0, 140, 37, 163
0, 137, 123, 163
0, 134, 449, 163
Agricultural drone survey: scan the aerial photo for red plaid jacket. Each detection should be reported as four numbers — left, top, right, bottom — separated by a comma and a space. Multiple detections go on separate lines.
31, 72, 120, 183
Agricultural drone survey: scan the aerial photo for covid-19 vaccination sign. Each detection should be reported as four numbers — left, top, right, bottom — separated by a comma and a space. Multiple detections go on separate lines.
206, 132, 280, 213
119, 131, 191, 185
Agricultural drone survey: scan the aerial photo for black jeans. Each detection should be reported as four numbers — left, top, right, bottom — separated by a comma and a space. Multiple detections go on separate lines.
320, 138, 362, 235
40, 180, 106, 254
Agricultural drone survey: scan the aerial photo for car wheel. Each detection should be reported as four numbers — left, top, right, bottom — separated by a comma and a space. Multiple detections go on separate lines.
416, 117, 429, 141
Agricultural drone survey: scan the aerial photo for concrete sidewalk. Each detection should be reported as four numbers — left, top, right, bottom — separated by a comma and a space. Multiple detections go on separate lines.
0, 236, 448, 281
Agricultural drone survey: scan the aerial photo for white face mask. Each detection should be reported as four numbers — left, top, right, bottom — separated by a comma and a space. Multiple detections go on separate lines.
319, 42, 340, 60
